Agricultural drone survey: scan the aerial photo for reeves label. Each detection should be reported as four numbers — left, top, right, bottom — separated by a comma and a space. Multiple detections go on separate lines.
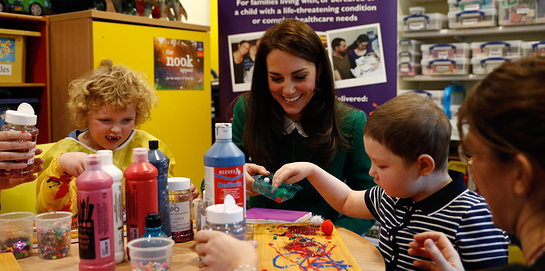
204, 165, 245, 210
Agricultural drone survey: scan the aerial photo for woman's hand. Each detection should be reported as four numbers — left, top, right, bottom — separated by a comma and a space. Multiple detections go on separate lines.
245, 163, 269, 196
194, 230, 259, 271
408, 232, 465, 271
58, 152, 88, 177
0, 131, 45, 190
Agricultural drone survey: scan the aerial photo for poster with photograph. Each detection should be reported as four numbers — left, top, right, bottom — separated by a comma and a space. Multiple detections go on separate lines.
229, 32, 264, 92
154, 37, 204, 90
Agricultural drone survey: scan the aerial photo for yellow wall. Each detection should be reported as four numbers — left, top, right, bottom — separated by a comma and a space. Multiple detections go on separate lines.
92, 22, 211, 189
210, 0, 219, 75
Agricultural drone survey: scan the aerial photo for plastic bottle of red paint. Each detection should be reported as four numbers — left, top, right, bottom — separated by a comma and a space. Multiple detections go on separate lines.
76, 154, 116, 271
125, 147, 158, 244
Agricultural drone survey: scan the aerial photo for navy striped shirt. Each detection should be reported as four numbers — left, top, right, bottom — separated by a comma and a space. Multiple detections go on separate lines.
364, 170, 509, 271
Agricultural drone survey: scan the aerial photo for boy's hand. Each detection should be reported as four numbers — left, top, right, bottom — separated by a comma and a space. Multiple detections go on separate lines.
58, 152, 88, 177
245, 163, 269, 196
408, 232, 465, 271
272, 162, 315, 188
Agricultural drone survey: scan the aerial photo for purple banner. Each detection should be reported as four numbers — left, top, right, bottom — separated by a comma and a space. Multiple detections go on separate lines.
218, 0, 397, 119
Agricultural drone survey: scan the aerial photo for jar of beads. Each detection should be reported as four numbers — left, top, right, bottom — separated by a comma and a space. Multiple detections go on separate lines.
0, 211, 34, 259
204, 194, 246, 240
34, 211, 72, 260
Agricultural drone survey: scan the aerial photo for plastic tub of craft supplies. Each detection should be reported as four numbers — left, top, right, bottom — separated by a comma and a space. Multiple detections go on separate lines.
398, 13, 448, 31
448, 8, 497, 28
448, 0, 496, 12
471, 40, 522, 57
34, 211, 72, 260
421, 43, 471, 59
409, 6, 426, 15
252, 174, 303, 203
421, 58, 470, 75
398, 51, 422, 64
128, 237, 174, 270
498, 0, 539, 25
471, 56, 521, 74
522, 41, 545, 57
398, 62, 421, 76
398, 39, 422, 52
0, 212, 34, 259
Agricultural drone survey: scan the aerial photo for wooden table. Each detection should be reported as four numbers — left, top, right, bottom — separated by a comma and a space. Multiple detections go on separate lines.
17, 227, 385, 270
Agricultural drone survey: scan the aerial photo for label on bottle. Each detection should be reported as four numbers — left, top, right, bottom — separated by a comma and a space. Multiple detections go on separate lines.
78, 190, 113, 260
204, 165, 245, 210
112, 182, 124, 248
170, 201, 191, 232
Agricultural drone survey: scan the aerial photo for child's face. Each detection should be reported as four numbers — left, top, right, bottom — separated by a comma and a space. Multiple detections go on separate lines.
363, 135, 423, 199
86, 103, 136, 150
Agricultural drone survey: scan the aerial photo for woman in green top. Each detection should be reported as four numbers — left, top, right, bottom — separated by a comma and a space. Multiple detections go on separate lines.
231, 19, 376, 235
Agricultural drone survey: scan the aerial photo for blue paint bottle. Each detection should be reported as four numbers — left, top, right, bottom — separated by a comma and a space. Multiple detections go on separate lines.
148, 140, 171, 237
204, 123, 246, 213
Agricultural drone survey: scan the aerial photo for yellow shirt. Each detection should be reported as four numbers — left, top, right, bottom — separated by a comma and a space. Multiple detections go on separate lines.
35, 129, 175, 216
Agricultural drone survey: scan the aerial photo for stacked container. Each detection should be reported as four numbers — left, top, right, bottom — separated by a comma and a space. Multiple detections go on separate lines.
471, 40, 522, 74
522, 41, 545, 57
447, 0, 497, 28
398, 39, 422, 76
498, 0, 545, 25
420, 42, 471, 75
398, 6, 448, 32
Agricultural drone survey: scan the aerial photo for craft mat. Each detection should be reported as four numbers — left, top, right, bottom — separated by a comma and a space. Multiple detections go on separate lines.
254, 223, 362, 271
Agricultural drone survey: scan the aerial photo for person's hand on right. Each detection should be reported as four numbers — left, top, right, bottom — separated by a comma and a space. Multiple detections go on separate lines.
58, 152, 88, 177
408, 232, 465, 271
245, 163, 269, 196
194, 230, 259, 271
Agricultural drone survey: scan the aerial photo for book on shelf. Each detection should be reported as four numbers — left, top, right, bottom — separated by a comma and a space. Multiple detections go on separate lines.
246, 207, 312, 224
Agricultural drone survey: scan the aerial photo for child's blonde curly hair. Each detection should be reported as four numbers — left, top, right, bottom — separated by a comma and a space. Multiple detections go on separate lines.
67, 60, 159, 129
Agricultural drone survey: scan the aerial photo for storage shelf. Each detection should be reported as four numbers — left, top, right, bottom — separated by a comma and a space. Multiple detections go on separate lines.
0, 83, 46, 87
400, 74, 486, 81
400, 24, 545, 39
0, 28, 41, 37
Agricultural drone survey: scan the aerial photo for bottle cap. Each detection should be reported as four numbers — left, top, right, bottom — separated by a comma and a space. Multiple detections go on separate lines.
205, 194, 243, 224
215, 123, 232, 140
133, 147, 148, 163
168, 177, 191, 191
5, 103, 37, 126
85, 154, 102, 169
149, 140, 159, 150
145, 212, 162, 228
97, 150, 113, 165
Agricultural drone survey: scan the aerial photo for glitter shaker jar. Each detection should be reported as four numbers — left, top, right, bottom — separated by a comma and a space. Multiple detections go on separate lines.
0, 211, 35, 259
204, 194, 246, 240
168, 177, 194, 242
34, 211, 72, 260
0, 102, 39, 178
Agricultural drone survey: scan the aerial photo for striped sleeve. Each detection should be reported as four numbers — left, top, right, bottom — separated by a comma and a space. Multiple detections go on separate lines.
364, 186, 383, 220
456, 192, 510, 270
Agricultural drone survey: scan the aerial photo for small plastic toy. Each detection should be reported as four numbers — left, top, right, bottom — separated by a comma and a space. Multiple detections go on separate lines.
0, 0, 52, 16
252, 173, 302, 203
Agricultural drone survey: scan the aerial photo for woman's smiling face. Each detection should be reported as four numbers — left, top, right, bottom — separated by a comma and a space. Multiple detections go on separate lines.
267, 49, 317, 122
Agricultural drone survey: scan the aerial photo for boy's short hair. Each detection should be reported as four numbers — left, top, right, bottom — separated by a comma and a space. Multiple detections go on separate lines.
67, 59, 159, 129
364, 92, 451, 171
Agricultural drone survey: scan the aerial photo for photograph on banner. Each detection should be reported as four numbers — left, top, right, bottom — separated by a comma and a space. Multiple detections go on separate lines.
228, 31, 265, 93
153, 37, 205, 90
326, 23, 387, 89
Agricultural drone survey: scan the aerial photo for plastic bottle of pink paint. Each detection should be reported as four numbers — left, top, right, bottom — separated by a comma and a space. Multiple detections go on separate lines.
76, 154, 116, 271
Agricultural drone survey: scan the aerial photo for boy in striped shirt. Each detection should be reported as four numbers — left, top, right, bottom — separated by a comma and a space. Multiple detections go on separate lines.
272, 93, 509, 271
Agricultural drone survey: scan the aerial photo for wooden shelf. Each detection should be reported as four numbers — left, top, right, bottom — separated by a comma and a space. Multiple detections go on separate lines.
0, 28, 41, 37
400, 24, 545, 39
400, 74, 486, 81
0, 83, 46, 87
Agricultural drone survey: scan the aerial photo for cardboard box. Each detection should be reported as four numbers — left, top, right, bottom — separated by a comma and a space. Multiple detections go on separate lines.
0, 33, 26, 83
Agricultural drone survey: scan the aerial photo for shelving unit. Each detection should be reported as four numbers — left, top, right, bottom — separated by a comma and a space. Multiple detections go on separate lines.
0, 13, 50, 144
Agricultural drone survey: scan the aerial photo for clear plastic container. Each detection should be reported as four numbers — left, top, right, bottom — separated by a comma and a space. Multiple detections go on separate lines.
448, 0, 496, 12
204, 195, 246, 240
398, 51, 422, 64
421, 58, 470, 75
471, 56, 521, 74
409, 6, 426, 15
421, 43, 471, 59
397, 90, 445, 109
127, 237, 174, 270
498, 0, 538, 25
34, 211, 72, 260
398, 13, 448, 31
252, 174, 303, 203
522, 41, 545, 57
0, 212, 34, 259
398, 39, 422, 52
471, 40, 522, 57
398, 62, 421, 76
537, 0, 545, 23
448, 8, 497, 28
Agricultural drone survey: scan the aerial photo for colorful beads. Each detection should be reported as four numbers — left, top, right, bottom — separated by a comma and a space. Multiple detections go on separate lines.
131, 261, 171, 271
0, 236, 32, 259
36, 226, 71, 259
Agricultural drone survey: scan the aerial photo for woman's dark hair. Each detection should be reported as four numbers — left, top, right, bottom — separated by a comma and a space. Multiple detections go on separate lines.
240, 19, 350, 169
457, 57, 545, 169
347, 34, 370, 51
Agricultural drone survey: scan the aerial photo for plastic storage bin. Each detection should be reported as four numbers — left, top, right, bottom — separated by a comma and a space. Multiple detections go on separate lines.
448, 0, 496, 12
398, 13, 448, 31
448, 8, 497, 28
471, 40, 522, 57
398, 51, 422, 64
471, 56, 521, 74
409, 6, 426, 15
421, 43, 471, 59
498, 0, 538, 25
398, 89, 445, 110
0, 33, 26, 83
398, 62, 421, 76
421, 58, 470, 75
522, 41, 545, 57
398, 39, 422, 52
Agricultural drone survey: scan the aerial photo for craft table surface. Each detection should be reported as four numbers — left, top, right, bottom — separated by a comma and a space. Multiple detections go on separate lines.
17, 226, 385, 270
